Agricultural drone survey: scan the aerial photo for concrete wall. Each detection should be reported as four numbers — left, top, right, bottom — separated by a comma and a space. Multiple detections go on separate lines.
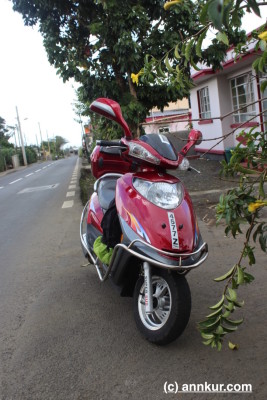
191, 77, 225, 154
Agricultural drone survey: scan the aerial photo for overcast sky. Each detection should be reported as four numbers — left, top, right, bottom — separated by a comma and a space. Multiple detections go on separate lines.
0, 0, 84, 147
0, 0, 266, 148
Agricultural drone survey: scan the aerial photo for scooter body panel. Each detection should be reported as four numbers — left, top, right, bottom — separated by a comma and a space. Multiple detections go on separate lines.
115, 172, 198, 254
87, 192, 103, 232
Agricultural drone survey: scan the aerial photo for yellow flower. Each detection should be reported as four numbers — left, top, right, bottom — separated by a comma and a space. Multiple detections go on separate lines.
164, 0, 182, 10
258, 31, 267, 42
131, 70, 144, 85
131, 73, 139, 85
248, 200, 267, 213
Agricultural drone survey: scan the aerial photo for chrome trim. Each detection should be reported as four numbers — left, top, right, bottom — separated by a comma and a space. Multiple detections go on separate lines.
143, 262, 153, 314
129, 238, 207, 260
80, 199, 208, 281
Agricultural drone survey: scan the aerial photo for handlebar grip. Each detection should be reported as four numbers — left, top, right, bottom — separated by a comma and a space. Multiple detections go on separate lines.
96, 140, 122, 147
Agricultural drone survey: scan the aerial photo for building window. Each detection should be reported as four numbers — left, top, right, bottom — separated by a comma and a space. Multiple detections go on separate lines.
198, 86, 211, 119
231, 73, 256, 123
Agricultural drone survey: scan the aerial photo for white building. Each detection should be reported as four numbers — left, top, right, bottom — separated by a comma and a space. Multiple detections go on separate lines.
190, 33, 266, 158
143, 99, 190, 134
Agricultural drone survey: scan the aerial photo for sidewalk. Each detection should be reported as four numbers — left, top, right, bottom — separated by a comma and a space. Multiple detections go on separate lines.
172, 157, 240, 224
0, 165, 28, 178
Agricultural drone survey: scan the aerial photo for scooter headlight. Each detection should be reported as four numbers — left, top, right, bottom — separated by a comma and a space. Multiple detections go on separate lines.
133, 178, 184, 209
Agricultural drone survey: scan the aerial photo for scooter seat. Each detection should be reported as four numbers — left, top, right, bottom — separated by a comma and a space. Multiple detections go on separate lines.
97, 177, 118, 210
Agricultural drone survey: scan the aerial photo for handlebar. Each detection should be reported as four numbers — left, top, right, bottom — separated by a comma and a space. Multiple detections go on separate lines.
96, 140, 123, 147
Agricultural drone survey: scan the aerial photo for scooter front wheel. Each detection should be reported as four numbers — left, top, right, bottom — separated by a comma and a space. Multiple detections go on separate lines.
133, 269, 191, 345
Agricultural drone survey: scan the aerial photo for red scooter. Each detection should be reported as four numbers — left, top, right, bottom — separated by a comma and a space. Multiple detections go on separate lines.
80, 98, 208, 345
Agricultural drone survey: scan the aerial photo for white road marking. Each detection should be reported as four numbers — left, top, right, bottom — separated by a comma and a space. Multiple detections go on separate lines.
66, 191, 75, 197
62, 200, 74, 208
35, 169, 41, 173
9, 178, 22, 185
0, 187, 4, 190
25, 173, 34, 177
18, 184, 59, 194
68, 185, 76, 189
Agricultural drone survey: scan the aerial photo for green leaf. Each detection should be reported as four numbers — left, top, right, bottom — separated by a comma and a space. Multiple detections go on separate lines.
214, 265, 236, 282
222, 310, 231, 318
206, 306, 223, 318
243, 272, 255, 284
222, 0, 234, 28
260, 79, 267, 93
200, 1, 210, 25
217, 341, 222, 351
202, 338, 214, 345
237, 266, 244, 285
196, 29, 207, 58
259, 178, 265, 198
252, 57, 261, 72
229, 341, 239, 350
208, 0, 224, 31
225, 301, 234, 311
157, 63, 166, 78
233, 299, 245, 308
190, 57, 201, 71
216, 31, 229, 46
174, 44, 180, 60
259, 40, 267, 52
247, 0, 261, 17
209, 294, 225, 310
201, 332, 214, 340
228, 287, 237, 301
199, 316, 221, 330
221, 325, 237, 333
223, 318, 244, 326
164, 55, 173, 71
185, 39, 194, 61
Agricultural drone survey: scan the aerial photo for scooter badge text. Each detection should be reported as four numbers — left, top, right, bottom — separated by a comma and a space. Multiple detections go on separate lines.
168, 212, 179, 249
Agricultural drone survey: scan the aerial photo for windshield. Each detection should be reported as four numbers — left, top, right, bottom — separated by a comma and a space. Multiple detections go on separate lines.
140, 134, 178, 161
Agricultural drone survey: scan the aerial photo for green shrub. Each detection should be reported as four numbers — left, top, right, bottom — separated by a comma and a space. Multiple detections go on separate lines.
18, 146, 37, 165
0, 153, 5, 172
0, 148, 16, 171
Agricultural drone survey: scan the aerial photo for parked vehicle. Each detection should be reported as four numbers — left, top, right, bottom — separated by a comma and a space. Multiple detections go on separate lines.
80, 98, 208, 345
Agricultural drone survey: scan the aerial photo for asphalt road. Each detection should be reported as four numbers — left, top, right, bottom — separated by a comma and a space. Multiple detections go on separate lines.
0, 158, 266, 400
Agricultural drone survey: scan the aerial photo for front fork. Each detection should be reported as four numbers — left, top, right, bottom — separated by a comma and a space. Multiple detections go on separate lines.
143, 262, 153, 314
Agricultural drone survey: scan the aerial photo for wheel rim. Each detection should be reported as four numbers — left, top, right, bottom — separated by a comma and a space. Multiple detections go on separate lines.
138, 276, 172, 331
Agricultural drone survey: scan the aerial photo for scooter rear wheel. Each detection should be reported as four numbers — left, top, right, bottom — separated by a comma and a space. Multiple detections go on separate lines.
133, 269, 191, 345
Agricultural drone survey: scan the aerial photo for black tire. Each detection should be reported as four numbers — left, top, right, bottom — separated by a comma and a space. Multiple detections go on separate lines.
133, 269, 191, 345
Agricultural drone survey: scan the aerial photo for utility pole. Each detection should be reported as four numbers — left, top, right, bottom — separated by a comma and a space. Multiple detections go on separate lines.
38, 122, 45, 159
16, 106, 27, 166
46, 130, 51, 153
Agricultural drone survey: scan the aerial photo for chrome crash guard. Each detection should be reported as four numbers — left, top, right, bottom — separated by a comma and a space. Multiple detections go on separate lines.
80, 200, 208, 286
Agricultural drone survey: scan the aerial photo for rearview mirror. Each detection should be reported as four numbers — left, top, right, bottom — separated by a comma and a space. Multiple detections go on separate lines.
90, 98, 132, 140
188, 129, 202, 145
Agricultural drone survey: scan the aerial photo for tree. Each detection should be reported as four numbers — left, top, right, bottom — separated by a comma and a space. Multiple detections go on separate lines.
0, 117, 14, 148
133, 0, 267, 350
55, 135, 68, 153
42, 136, 68, 155
12, 0, 205, 136
134, 1, 266, 92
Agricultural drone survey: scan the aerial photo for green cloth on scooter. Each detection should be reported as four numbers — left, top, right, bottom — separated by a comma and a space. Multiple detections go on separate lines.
93, 236, 113, 265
